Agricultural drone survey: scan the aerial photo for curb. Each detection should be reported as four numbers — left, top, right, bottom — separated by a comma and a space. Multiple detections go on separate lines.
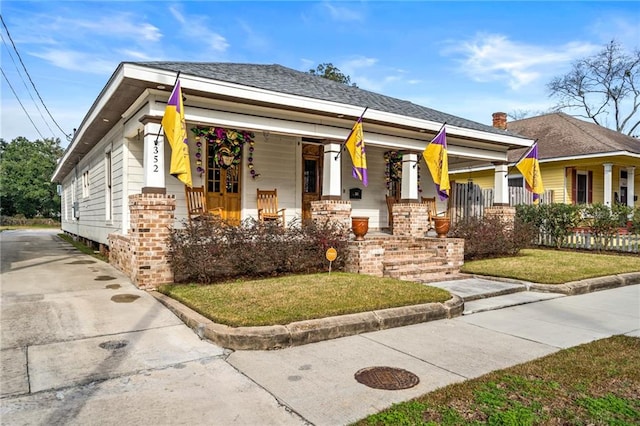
151, 292, 464, 351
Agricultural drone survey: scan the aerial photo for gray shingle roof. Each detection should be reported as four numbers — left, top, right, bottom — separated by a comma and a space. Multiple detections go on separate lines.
506, 112, 640, 161
131, 62, 517, 137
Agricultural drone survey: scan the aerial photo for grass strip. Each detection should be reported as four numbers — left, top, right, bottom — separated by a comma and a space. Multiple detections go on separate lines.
357, 335, 640, 425
461, 248, 640, 284
159, 273, 451, 327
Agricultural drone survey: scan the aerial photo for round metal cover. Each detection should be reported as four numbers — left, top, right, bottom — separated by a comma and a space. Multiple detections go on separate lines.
354, 366, 419, 390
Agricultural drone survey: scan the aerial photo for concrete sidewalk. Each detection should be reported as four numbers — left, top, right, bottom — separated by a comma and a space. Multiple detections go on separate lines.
2, 229, 639, 425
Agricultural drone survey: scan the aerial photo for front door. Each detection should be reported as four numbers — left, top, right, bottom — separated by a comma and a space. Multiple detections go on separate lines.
302, 143, 323, 221
206, 144, 241, 224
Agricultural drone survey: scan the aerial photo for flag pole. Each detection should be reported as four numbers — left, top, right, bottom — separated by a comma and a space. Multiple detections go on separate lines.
506, 139, 538, 177
414, 121, 446, 169
154, 71, 182, 145
334, 106, 369, 160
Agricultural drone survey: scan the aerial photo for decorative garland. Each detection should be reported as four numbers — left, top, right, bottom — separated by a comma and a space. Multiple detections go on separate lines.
384, 150, 422, 194
190, 126, 259, 179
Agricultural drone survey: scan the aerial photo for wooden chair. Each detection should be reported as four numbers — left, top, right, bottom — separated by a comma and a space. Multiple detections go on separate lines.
185, 186, 222, 223
386, 195, 396, 232
421, 196, 436, 228
257, 188, 286, 227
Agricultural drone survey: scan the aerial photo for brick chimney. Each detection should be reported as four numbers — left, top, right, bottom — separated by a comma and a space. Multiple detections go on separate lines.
492, 112, 507, 130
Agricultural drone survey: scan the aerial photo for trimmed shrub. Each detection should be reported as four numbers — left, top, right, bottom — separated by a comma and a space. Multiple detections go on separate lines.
517, 203, 582, 249
168, 217, 349, 284
451, 215, 535, 260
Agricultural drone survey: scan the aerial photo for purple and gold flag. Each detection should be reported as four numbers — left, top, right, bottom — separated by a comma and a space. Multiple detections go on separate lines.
516, 142, 544, 204
345, 116, 368, 186
162, 79, 192, 187
423, 126, 450, 200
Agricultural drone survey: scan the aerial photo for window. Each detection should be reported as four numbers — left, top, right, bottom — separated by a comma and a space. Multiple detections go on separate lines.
576, 172, 588, 204
82, 170, 90, 198
105, 152, 112, 221
508, 176, 524, 188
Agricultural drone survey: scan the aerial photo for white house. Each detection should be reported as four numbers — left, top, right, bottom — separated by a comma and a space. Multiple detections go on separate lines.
52, 62, 533, 287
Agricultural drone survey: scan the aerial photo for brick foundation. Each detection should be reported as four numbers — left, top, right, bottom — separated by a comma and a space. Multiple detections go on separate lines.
108, 193, 176, 290
392, 203, 430, 237
310, 200, 351, 231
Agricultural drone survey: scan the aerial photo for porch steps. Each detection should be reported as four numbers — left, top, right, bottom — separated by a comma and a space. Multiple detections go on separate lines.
381, 241, 459, 282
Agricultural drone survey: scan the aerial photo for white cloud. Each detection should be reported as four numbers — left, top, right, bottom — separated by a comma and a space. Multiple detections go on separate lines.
321, 1, 364, 22
445, 34, 598, 90
167, 4, 229, 53
30, 49, 116, 74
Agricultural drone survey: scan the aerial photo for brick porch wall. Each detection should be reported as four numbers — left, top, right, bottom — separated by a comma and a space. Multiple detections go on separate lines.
345, 239, 385, 277
310, 200, 351, 231
484, 206, 516, 230
108, 193, 176, 290
392, 203, 430, 237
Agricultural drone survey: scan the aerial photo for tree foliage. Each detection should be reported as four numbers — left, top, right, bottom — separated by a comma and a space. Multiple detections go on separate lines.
547, 40, 640, 136
308, 63, 357, 87
0, 137, 64, 218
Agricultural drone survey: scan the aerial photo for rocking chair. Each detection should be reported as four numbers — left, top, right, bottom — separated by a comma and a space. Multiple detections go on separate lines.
185, 186, 223, 223
257, 188, 286, 227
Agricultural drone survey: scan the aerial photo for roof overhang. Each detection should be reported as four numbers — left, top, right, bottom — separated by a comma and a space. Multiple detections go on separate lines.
53, 63, 534, 182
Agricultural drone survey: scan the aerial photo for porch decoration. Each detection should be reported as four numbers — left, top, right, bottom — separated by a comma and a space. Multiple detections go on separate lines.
384, 151, 402, 190
433, 215, 451, 238
384, 150, 422, 193
191, 126, 259, 178
351, 216, 369, 241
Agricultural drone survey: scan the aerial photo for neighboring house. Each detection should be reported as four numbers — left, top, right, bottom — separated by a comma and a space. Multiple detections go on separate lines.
450, 112, 639, 208
52, 62, 533, 250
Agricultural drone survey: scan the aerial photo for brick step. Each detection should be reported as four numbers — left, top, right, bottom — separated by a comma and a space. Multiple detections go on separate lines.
383, 256, 444, 269
384, 264, 460, 282
382, 247, 438, 257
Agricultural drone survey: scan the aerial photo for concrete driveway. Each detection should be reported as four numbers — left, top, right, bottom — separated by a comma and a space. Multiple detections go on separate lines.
0, 229, 305, 425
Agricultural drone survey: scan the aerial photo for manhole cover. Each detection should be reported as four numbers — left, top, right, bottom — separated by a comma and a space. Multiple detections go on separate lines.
111, 294, 140, 303
354, 366, 420, 390
99, 340, 128, 350
67, 260, 96, 265
95, 275, 116, 281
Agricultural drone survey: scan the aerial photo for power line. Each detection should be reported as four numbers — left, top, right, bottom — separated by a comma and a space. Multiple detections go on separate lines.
0, 14, 71, 141
1, 67, 46, 140
0, 33, 57, 139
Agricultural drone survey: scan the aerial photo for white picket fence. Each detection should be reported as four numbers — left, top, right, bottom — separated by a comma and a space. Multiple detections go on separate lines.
538, 230, 640, 254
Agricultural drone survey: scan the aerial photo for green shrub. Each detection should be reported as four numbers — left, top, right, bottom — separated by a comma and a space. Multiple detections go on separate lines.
583, 203, 633, 250
516, 203, 582, 249
630, 207, 640, 234
451, 215, 535, 260
168, 217, 349, 284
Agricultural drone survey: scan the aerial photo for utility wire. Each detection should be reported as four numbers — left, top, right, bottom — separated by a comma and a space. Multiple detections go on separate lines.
1, 33, 57, 139
0, 14, 71, 141
1, 67, 46, 140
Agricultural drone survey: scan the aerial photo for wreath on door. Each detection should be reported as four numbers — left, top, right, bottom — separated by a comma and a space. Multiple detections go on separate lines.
191, 127, 257, 175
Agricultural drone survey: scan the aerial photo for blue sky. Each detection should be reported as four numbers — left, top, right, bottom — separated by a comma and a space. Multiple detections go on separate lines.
1, 1, 638, 146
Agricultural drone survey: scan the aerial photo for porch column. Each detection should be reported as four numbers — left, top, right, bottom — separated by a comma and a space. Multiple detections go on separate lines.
493, 161, 509, 206
603, 163, 613, 206
141, 117, 166, 194
400, 152, 419, 202
322, 142, 342, 200
628, 166, 636, 208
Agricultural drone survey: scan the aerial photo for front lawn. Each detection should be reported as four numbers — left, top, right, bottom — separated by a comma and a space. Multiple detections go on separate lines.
357, 335, 640, 425
461, 248, 640, 284
158, 273, 451, 327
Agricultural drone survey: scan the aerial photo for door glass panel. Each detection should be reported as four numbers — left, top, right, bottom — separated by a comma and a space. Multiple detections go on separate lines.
304, 159, 317, 193
208, 145, 221, 193
227, 167, 240, 194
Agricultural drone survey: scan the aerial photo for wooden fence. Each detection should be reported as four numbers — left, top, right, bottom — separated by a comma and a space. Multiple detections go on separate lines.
448, 182, 554, 224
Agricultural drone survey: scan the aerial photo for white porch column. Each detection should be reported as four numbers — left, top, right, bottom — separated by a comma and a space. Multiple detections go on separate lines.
400, 152, 419, 202
493, 162, 509, 205
628, 166, 636, 208
322, 142, 342, 199
603, 163, 613, 206
141, 118, 166, 194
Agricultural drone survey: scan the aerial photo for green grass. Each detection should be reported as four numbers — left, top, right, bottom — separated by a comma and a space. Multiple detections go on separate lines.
461, 248, 640, 284
57, 233, 108, 262
0, 224, 60, 231
357, 335, 640, 425
158, 273, 451, 327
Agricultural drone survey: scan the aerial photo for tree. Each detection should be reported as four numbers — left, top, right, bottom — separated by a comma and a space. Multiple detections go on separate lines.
308, 63, 357, 87
0, 137, 64, 218
547, 40, 640, 136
